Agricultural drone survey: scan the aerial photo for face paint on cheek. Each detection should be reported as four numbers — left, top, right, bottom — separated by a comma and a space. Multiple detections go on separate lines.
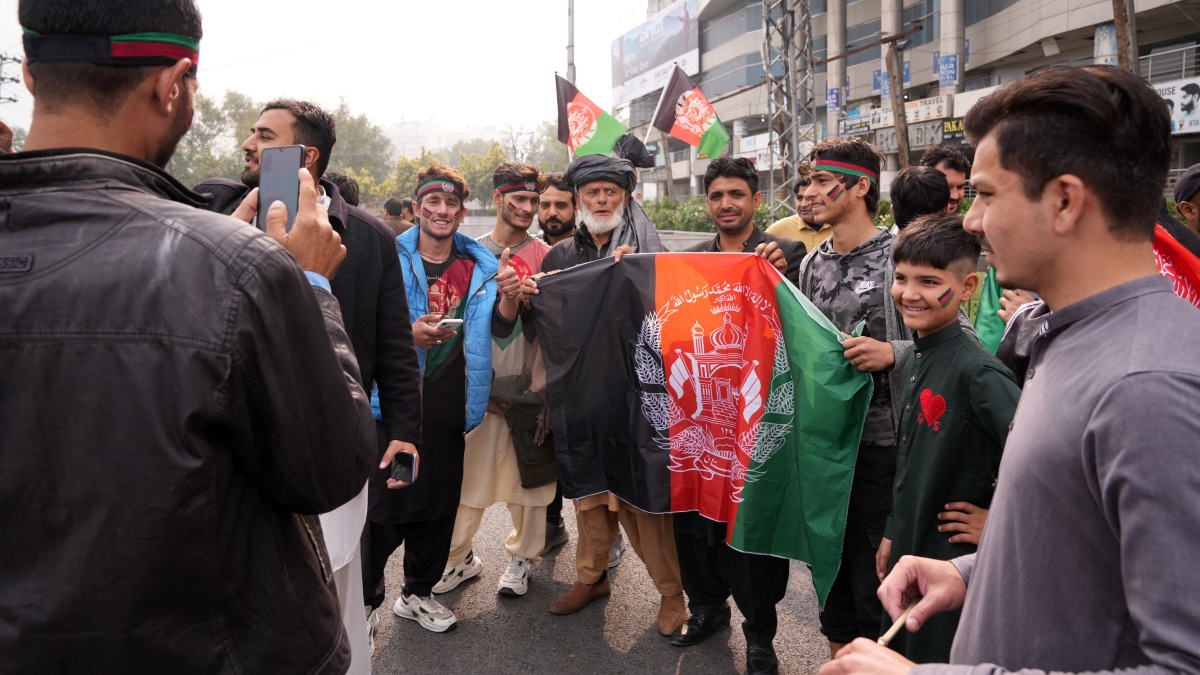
506, 201, 519, 214
827, 184, 844, 202
420, 205, 436, 219
938, 288, 955, 308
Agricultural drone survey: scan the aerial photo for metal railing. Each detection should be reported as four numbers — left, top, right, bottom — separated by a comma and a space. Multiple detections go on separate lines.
1140, 45, 1197, 84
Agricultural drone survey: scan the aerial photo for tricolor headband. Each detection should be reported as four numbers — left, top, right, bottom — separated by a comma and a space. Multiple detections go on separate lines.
495, 181, 539, 195
811, 158, 879, 184
23, 29, 200, 76
418, 180, 463, 199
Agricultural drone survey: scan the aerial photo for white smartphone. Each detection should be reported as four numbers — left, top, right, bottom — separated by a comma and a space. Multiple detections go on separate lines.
434, 318, 463, 331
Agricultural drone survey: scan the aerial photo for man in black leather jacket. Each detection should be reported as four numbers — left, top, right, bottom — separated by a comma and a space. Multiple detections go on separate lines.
0, 1, 375, 673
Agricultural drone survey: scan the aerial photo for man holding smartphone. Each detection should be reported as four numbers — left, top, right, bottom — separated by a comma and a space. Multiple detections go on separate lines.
1, 0, 375, 672
364, 163, 524, 633
195, 99, 422, 661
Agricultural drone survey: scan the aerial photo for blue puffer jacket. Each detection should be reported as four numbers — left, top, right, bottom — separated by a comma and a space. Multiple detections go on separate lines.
371, 228, 497, 432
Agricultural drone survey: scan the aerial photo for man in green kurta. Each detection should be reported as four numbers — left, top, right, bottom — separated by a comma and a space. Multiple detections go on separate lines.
876, 214, 1021, 661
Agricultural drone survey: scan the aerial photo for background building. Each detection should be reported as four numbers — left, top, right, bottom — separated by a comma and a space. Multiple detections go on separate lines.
613, 0, 1200, 202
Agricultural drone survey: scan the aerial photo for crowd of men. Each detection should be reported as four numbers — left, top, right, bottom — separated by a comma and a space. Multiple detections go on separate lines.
3, 1, 1200, 674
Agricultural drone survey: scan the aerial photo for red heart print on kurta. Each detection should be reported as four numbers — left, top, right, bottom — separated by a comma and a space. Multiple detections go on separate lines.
920, 388, 947, 429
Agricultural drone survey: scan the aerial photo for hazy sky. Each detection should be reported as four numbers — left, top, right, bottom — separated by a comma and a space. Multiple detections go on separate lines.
0, 0, 647, 140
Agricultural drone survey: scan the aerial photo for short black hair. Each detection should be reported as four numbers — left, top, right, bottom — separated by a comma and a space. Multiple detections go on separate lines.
964, 65, 1170, 242
703, 156, 758, 194
807, 137, 884, 216
19, 0, 202, 116
894, 213, 980, 276
891, 166, 951, 229
384, 198, 403, 216
538, 173, 576, 207
793, 174, 812, 197
399, 198, 415, 215
493, 161, 540, 190
919, 145, 971, 174
325, 171, 359, 207
261, 99, 337, 180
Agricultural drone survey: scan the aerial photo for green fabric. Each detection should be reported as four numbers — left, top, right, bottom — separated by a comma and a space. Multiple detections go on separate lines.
885, 320, 1020, 660
698, 118, 731, 159
574, 111, 627, 157
974, 267, 1005, 354
728, 277, 873, 609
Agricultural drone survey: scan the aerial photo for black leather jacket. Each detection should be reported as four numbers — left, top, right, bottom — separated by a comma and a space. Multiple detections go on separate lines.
0, 149, 375, 674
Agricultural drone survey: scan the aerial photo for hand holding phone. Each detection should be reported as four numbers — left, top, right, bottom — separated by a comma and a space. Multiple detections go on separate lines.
257, 145, 306, 232
433, 318, 463, 331
390, 451, 418, 485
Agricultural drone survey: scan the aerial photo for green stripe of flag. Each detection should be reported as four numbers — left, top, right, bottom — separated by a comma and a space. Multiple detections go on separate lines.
729, 275, 871, 609
111, 32, 200, 51
574, 111, 628, 157
698, 120, 730, 159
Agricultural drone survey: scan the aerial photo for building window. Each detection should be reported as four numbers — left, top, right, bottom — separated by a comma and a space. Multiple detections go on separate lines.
846, 18, 882, 67
700, 0, 763, 52
965, 0, 1020, 26
629, 91, 662, 129
902, 0, 940, 48
697, 53, 766, 98
813, 0, 828, 14
814, 35, 828, 74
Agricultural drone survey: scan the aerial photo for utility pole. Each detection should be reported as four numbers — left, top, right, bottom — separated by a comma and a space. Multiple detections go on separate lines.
566, 1, 575, 166
0, 55, 21, 105
761, 0, 814, 220
1111, 0, 1138, 73
885, 42, 910, 167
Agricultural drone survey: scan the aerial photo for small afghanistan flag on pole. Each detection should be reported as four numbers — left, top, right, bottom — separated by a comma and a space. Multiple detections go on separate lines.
556, 74, 628, 157
651, 65, 731, 159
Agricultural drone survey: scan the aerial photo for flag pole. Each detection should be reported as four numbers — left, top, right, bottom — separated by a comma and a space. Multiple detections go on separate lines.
646, 62, 679, 145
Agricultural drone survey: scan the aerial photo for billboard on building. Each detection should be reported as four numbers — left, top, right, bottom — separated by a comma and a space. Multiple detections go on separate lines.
611, 0, 700, 107
1156, 76, 1200, 135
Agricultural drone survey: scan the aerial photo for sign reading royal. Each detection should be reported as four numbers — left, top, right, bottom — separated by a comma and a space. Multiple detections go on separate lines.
611, 0, 700, 107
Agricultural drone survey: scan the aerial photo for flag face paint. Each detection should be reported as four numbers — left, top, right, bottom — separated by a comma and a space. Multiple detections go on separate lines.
420, 205, 435, 219
826, 184, 844, 202
938, 288, 955, 308
506, 201, 519, 214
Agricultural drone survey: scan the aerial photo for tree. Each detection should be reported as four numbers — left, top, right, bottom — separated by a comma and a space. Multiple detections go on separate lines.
390, 148, 441, 201
327, 99, 394, 185
455, 141, 508, 210
529, 120, 569, 174
168, 90, 262, 186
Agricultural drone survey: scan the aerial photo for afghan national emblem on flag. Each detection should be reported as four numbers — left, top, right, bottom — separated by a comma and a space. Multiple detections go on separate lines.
556, 75, 628, 157
651, 65, 731, 159
532, 253, 873, 606
1154, 223, 1200, 309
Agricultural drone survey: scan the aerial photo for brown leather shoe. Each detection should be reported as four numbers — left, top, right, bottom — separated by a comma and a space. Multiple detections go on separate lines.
657, 592, 688, 636
549, 578, 611, 615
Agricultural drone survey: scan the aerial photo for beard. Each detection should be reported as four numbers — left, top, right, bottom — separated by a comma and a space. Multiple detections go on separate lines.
241, 162, 260, 188
579, 200, 626, 235
542, 215, 576, 237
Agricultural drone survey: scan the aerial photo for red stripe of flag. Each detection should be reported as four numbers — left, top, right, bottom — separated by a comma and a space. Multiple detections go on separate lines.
111, 42, 199, 63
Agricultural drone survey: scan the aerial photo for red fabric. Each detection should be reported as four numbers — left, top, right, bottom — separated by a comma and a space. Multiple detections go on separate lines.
1154, 224, 1200, 309
110, 42, 198, 64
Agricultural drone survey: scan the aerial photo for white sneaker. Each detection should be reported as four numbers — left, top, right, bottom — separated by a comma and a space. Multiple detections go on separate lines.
497, 555, 531, 597
431, 550, 484, 594
394, 589, 458, 633
608, 530, 626, 569
365, 606, 379, 655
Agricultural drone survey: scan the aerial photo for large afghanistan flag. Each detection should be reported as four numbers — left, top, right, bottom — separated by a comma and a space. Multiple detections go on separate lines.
556, 75, 627, 157
532, 253, 873, 605
651, 65, 731, 159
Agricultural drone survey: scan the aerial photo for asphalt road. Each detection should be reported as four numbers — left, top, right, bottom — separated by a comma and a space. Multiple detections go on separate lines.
370, 503, 833, 675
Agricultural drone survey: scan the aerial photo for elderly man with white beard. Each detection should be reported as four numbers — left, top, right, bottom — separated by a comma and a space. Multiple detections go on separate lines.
530, 154, 689, 635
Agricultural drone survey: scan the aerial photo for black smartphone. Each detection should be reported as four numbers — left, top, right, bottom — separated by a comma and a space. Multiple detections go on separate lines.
257, 145, 305, 232
390, 452, 418, 484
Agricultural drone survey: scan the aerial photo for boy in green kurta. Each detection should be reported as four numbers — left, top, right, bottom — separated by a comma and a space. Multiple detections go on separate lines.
875, 214, 1021, 661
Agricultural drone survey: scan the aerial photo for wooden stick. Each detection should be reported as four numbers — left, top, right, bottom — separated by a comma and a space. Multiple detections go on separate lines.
877, 601, 917, 647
